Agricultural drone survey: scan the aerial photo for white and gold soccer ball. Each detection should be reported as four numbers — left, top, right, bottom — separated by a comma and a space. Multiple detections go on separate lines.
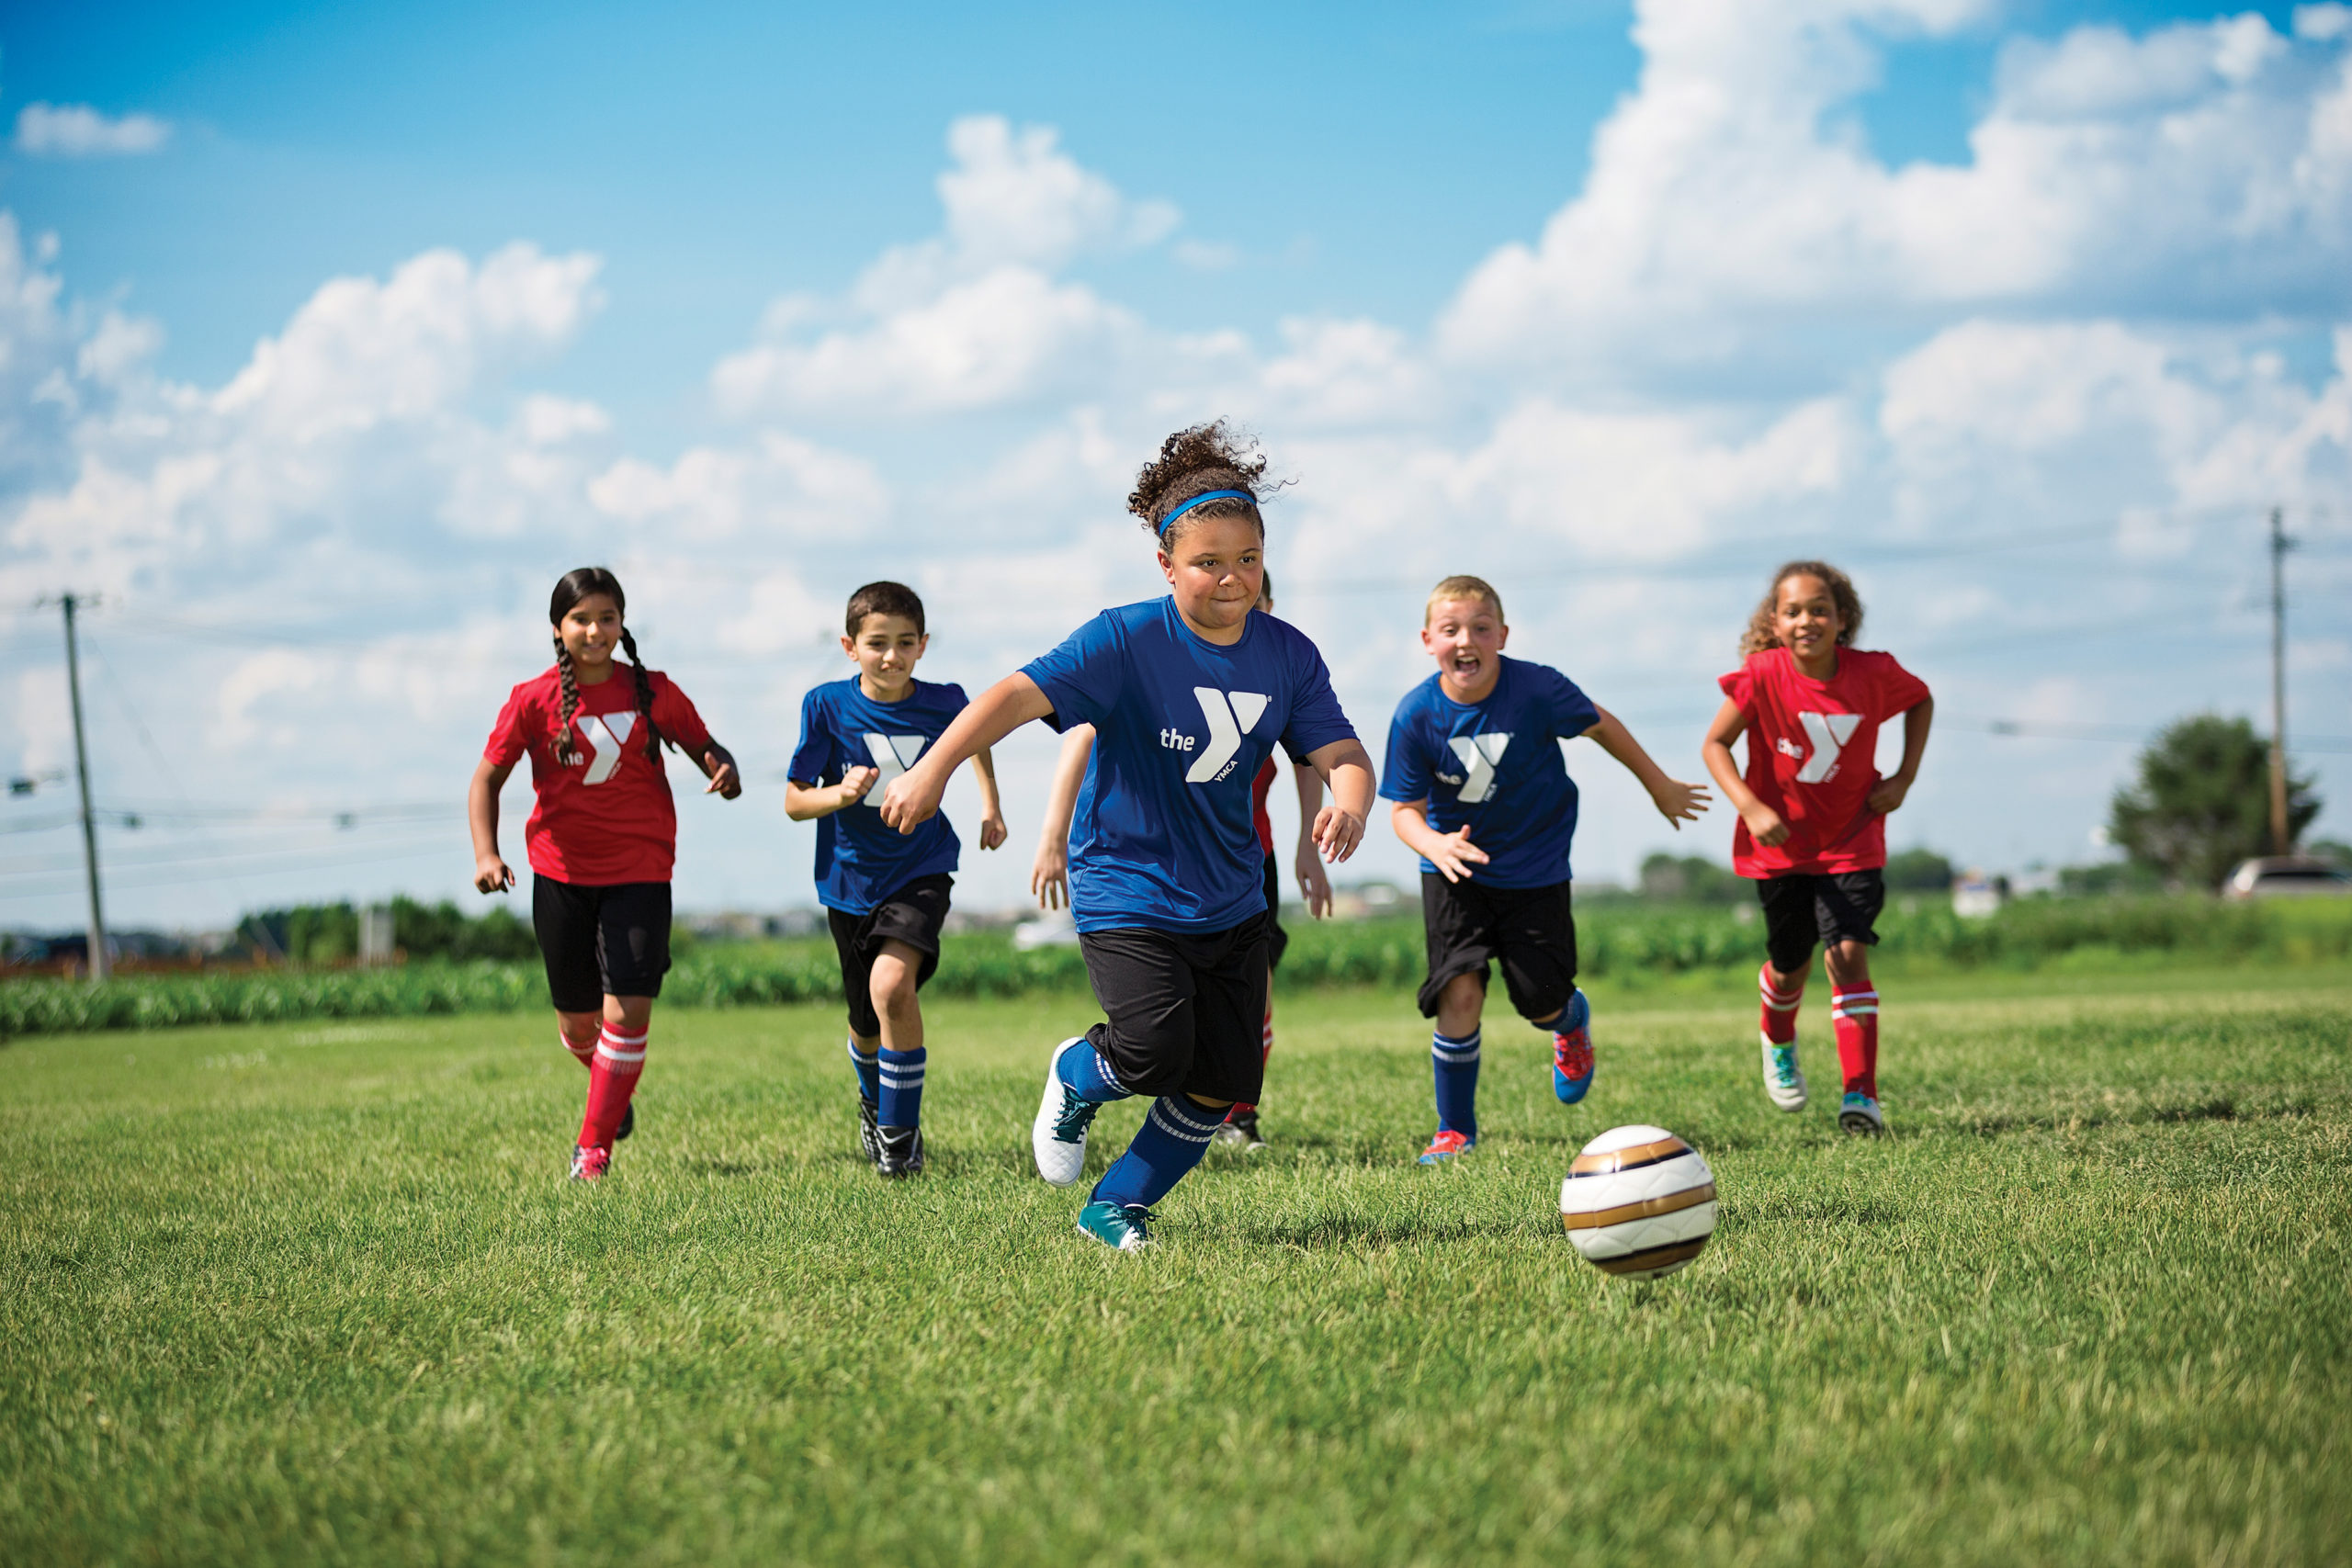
1560, 1124, 1717, 1279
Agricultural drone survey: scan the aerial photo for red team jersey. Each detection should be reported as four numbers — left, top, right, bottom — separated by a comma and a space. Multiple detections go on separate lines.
1719, 646, 1930, 879
1250, 756, 1278, 857
483, 666, 714, 886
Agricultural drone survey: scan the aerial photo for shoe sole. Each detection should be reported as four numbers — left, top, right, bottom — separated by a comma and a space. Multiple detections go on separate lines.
1033, 1039, 1088, 1188
1554, 1070, 1593, 1105
1838, 1111, 1885, 1136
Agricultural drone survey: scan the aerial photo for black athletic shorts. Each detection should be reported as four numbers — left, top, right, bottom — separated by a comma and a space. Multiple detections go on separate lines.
1416, 873, 1577, 1022
1261, 852, 1290, 971
1078, 914, 1271, 1102
827, 874, 952, 1038
532, 876, 672, 1012
1757, 869, 1885, 973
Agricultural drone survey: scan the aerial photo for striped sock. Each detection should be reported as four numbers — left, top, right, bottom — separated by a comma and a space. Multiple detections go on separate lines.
1831, 988, 1880, 1097
846, 1037, 880, 1106
580, 1023, 647, 1151
560, 1030, 596, 1070
1229, 1009, 1274, 1121
1431, 1029, 1481, 1139
1057, 1037, 1134, 1104
1091, 1094, 1225, 1210
877, 1046, 926, 1130
1760, 964, 1804, 1044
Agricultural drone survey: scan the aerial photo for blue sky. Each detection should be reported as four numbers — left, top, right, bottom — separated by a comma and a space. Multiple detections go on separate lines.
0, 0, 2346, 929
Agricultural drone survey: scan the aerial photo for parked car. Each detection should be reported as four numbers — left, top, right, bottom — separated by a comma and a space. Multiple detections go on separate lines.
2222, 856, 2352, 899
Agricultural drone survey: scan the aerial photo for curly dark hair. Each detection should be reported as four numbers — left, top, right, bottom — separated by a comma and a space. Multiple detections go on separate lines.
1125, 419, 1286, 546
1740, 559, 1864, 657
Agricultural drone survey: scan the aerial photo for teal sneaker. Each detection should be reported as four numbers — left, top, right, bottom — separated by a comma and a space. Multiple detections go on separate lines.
1760, 1032, 1808, 1112
1076, 1201, 1154, 1252
1838, 1092, 1885, 1136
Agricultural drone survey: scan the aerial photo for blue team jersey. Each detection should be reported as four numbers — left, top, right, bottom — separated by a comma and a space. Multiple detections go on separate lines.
787, 677, 969, 915
1023, 599, 1358, 934
1378, 656, 1602, 889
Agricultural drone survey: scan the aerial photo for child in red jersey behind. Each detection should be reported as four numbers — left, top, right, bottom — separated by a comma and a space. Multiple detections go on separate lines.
468, 568, 741, 1181
1702, 560, 1932, 1136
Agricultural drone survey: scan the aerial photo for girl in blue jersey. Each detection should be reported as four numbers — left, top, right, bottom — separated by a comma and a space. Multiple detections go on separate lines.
880, 422, 1376, 1251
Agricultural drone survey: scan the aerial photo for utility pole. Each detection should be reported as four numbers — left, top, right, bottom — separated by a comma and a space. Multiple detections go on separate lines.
56, 592, 110, 982
2267, 507, 2294, 857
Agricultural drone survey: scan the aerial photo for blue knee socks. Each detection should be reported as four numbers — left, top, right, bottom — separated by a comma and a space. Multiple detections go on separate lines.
878, 1046, 926, 1129
1432, 1029, 1481, 1137
847, 1037, 880, 1106
1057, 1039, 1134, 1104
1091, 1094, 1224, 1210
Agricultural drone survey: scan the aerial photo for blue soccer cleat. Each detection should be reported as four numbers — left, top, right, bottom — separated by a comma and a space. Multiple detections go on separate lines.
1552, 989, 1595, 1103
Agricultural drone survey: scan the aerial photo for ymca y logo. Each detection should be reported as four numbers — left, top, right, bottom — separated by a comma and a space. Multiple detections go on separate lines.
858, 733, 929, 805
1176, 688, 1270, 784
571, 711, 639, 786
1794, 712, 1861, 784
1446, 732, 1511, 804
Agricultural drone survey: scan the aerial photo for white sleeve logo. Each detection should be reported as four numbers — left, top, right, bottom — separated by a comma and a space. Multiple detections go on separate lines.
573, 711, 639, 785
1445, 732, 1511, 804
1185, 689, 1270, 784
859, 733, 930, 804
1794, 712, 1861, 784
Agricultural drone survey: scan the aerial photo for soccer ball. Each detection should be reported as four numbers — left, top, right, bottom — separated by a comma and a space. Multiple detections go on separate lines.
1560, 1124, 1717, 1280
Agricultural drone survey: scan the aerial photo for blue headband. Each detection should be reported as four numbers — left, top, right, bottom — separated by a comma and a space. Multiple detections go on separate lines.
1157, 489, 1257, 540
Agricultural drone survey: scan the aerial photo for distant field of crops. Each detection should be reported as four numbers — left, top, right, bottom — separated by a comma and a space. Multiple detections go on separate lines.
6, 896, 2346, 1038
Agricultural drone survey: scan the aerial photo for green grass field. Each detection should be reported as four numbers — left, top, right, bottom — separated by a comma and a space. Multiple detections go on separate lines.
5, 971, 2349, 1565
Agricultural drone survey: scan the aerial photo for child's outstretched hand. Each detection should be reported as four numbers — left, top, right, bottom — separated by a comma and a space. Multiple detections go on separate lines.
704, 750, 742, 799
1425, 826, 1489, 883
1867, 775, 1912, 815
1742, 803, 1791, 848
1295, 841, 1334, 919
474, 855, 514, 895
1312, 805, 1366, 864
979, 811, 1009, 851
1648, 776, 1712, 829
1032, 842, 1069, 910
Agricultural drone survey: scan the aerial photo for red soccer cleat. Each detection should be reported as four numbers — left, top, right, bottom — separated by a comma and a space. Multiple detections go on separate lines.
568, 1145, 611, 1182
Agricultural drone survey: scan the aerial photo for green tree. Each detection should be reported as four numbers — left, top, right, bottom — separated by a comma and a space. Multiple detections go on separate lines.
1883, 848, 1954, 892
1637, 852, 1747, 903
2109, 715, 2320, 890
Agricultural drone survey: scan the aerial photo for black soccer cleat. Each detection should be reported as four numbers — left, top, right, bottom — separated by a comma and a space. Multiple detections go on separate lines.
615, 1100, 635, 1142
876, 1124, 926, 1179
857, 1093, 882, 1165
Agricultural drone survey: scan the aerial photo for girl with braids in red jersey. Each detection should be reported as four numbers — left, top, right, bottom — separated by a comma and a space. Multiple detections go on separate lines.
469, 568, 742, 1181
1702, 561, 1932, 1138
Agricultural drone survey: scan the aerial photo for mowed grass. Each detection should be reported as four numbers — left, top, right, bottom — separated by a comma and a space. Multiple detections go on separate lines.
4, 970, 2349, 1566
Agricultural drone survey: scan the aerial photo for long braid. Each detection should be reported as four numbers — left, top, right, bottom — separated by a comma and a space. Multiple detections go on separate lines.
618, 627, 667, 758
553, 636, 583, 766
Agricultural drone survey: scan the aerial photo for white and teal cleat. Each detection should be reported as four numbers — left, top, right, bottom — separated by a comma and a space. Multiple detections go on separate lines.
1760, 1032, 1808, 1112
1838, 1091, 1886, 1136
1076, 1200, 1154, 1252
1032, 1037, 1101, 1188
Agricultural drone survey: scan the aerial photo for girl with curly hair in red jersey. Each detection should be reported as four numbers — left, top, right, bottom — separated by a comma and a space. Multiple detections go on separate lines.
468, 568, 741, 1181
1702, 561, 1933, 1137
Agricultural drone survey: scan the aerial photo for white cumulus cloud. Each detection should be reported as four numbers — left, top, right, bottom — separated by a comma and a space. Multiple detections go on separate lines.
15, 103, 172, 157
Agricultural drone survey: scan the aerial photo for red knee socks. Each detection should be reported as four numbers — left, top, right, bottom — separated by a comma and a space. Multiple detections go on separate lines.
1758, 964, 1804, 1044
579, 1023, 647, 1151
1830, 988, 1879, 1098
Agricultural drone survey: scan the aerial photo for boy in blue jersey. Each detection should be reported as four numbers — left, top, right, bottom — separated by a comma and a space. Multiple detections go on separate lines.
879, 422, 1377, 1252
786, 581, 1007, 1179
1384, 575, 1710, 1164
